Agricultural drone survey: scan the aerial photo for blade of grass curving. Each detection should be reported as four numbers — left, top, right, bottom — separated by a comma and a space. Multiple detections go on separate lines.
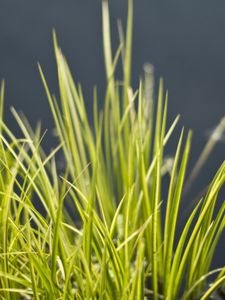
168, 163, 225, 299
200, 275, 225, 300
166, 198, 203, 298
183, 268, 225, 300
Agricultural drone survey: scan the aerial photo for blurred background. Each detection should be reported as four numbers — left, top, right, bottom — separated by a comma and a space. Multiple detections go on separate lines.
0, 0, 225, 267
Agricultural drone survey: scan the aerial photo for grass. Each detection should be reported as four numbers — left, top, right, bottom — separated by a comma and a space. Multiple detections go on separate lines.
0, 0, 225, 299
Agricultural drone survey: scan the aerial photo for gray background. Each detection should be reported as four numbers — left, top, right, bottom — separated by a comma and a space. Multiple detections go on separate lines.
0, 0, 224, 267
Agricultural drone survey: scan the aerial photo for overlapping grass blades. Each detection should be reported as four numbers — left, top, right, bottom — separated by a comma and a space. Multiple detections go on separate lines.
0, 0, 224, 299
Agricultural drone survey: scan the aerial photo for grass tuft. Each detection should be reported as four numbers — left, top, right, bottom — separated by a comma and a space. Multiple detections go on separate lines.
0, 0, 224, 299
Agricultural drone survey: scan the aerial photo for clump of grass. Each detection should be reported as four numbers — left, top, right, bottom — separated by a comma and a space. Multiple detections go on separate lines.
0, 0, 225, 299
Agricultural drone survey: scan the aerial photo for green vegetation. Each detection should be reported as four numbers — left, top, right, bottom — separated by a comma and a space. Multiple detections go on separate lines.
0, 0, 225, 299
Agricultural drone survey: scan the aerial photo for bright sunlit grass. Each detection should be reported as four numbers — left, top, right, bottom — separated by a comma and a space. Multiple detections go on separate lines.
0, 0, 225, 299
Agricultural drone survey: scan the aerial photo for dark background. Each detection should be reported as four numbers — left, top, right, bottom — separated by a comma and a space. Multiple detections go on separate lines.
0, 0, 224, 267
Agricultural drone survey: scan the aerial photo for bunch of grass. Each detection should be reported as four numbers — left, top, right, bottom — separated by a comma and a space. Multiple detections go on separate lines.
0, 0, 224, 299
